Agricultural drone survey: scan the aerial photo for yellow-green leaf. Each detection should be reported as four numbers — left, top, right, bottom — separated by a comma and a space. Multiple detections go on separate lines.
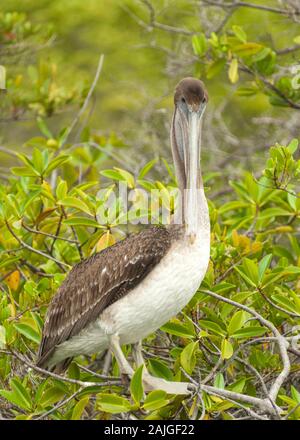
71, 396, 89, 420
180, 341, 198, 375
130, 364, 144, 405
143, 390, 169, 411
221, 338, 233, 360
96, 393, 131, 414
228, 58, 239, 84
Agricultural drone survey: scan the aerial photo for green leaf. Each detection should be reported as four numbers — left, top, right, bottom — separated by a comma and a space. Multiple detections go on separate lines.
206, 59, 226, 79
96, 393, 131, 414
234, 266, 257, 288
160, 321, 195, 338
221, 338, 233, 360
37, 117, 53, 138
259, 208, 292, 219
39, 387, 66, 408
243, 258, 259, 285
228, 378, 246, 393
59, 197, 93, 215
293, 36, 300, 44
192, 33, 207, 56
180, 341, 198, 375
56, 179, 68, 200
218, 201, 249, 213
32, 148, 46, 174
236, 86, 258, 96
45, 155, 70, 175
228, 58, 239, 84
232, 25, 247, 43
214, 373, 225, 389
130, 364, 144, 405
0, 325, 6, 349
14, 323, 41, 344
0, 256, 21, 269
143, 390, 169, 411
11, 166, 39, 177
101, 168, 135, 188
200, 320, 226, 336
258, 254, 272, 282
114, 168, 135, 188
0, 64, 6, 90
213, 283, 236, 294
232, 326, 267, 339
71, 396, 89, 420
287, 139, 298, 155
227, 311, 245, 335
291, 386, 300, 404
138, 159, 157, 179
100, 169, 125, 181
232, 42, 263, 57
63, 217, 104, 228
271, 294, 299, 314
148, 359, 173, 381
9, 378, 31, 411
16, 153, 36, 170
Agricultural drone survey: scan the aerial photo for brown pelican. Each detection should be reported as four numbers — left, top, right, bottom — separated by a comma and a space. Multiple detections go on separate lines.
37, 77, 210, 394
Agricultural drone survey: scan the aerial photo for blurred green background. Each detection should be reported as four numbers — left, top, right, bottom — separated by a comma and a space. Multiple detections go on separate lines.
1, 0, 300, 176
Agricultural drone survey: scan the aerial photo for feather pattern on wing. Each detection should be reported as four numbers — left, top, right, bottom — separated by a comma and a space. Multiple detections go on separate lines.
37, 226, 182, 369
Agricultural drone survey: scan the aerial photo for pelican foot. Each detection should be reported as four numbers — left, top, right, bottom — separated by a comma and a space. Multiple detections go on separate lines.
142, 373, 195, 395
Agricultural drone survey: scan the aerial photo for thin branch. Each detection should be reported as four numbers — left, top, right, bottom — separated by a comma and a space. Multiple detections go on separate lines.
51, 54, 104, 188
21, 220, 78, 245
61, 206, 83, 261
21, 261, 55, 278
201, 289, 291, 408
0, 146, 17, 157
181, 366, 270, 418
284, 401, 300, 420
122, 2, 199, 36
5, 219, 69, 271
239, 63, 300, 110
200, 0, 300, 16
56, 54, 105, 153
1, 349, 122, 388
276, 44, 300, 55
257, 286, 300, 319
34, 387, 84, 420
76, 364, 120, 381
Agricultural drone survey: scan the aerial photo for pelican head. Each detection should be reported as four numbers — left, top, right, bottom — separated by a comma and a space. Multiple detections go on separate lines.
170, 77, 208, 239
171, 77, 208, 191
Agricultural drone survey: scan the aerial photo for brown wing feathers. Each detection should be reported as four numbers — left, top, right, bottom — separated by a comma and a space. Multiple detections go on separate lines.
37, 226, 176, 370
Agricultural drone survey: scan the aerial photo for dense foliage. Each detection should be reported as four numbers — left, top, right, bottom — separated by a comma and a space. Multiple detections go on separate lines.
0, 0, 300, 420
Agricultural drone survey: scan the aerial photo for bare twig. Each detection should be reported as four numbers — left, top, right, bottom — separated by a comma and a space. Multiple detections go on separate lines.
34, 387, 84, 420
122, 2, 200, 36
200, 289, 291, 413
56, 54, 105, 153
5, 219, 69, 271
21, 220, 78, 245
200, 0, 300, 16
1, 349, 122, 388
51, 54, 104, 188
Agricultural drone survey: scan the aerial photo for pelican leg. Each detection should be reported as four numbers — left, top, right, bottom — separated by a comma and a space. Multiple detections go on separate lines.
110, 336, 194, 395
132, 341, 145, 367
133, 341, 195, 395
109, 334, 133, 376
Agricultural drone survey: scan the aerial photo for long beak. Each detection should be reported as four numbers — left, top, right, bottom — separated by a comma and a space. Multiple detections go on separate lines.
170, 102, 206, 238
183, 104, 205, 241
